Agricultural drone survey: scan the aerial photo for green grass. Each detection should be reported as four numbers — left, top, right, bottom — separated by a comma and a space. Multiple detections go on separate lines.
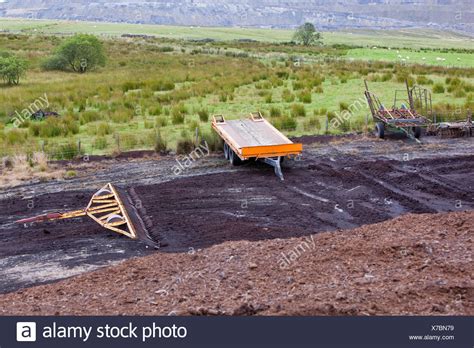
347, 48, 474, 68
1, 18, 474, 49
0, 25, 473, 158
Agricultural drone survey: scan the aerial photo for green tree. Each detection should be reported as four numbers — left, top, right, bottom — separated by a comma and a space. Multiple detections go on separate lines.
293, 23, 322, 46
45, 34, 106, 73
0, 55, 28, 85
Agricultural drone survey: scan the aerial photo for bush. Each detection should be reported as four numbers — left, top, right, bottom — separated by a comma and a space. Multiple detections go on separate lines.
154, 130, 168, 154
265, 93, 273, 103
93, 136, 108, 150
5, 128, 28, 145
270, 107, 282, 117
41, 55, 68, 71
151, 80, 175, 91
46, 34, 106, 73
39, 118, 62, 137
432, 83, 445, 94
454, 89, 466, 98
109, 110, 132, 123
339, 102, 349, 111
298, 90, 312, 103
151, 105, 163, 115
282, 89, 295, 102
272, 115, 297, 131
201, 131, 223, 152
55, 142, 83, 160
156, 117, 168, 127
95, 121, 111, 136
122, 81, 143, 92
64, 170, 77, 178
314, 86, 324, 94
292, 81, 305, 90
120, 134, 138, 149
198, 108, 209, 122
0, 55, 28, 85
176, 137, 194, 154
381, 72, 392, 82
144, 119, 154, 129
304, 117, 321, 131
291, 103, 306, 117
80, 110, 101, 125
416, 75, 433, 85
172, 112, 185, 125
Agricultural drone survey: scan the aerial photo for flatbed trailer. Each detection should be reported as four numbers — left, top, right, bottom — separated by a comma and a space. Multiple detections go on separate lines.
212, 112, 302, 180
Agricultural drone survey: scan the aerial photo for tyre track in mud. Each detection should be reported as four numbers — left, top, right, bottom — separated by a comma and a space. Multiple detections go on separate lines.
0, 136, 473, 293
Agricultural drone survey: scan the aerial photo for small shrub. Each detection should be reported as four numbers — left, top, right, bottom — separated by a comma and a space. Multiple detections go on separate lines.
80, 110, 101, 125
176, 137, 194, 154
314, 86, 324, 94
156, 117, 168, 128
154, 130, 168, 154
298, 90, 312, 103
416, 75, 433, 85
56, 142, 83, 160
273, 115, 297, 131
122, 81, 143, 92
265, 93, 273, 103
270, 107, 282, 117
282, 89, 295, 102
38, 119, 61, 137
172, 112, 185, 125
109, 110, 132, 123
93, 136, 108, 149
339, 102, 349, 111
432, 83, 445, 94
292, 81, 304, 90
291, 103, 306, 117
381, 72, 392, 82
144, 119, 154, 129
201, 131, 223, 152
151, 105, 163, 115
121, 134, 138, 149
64, 170, 77, 178
454, 89, 466, 98
198, 108, 209, 122
6, 128, 28, 145
304, 117, 321, 131
95, 121, 112, 136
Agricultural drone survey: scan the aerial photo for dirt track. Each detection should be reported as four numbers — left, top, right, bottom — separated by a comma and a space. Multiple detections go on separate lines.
0, 210, 471, 316
0, 135, 473, 301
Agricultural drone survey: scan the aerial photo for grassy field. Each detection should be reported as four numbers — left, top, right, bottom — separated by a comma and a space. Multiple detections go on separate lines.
0, 20, 473, 160
1, 18, 473, 49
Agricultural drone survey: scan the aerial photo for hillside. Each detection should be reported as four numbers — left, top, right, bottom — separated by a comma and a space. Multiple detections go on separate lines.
1, 0, 473, 34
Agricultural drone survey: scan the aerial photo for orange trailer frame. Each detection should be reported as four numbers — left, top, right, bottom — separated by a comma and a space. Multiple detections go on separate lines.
212, 112, 302, 180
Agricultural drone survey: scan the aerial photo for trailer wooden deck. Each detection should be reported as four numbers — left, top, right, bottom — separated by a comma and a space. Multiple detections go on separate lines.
212, 112, 302, 180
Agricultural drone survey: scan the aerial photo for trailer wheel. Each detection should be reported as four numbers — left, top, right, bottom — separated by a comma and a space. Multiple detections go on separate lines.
229, 149, 241, 166
413, 126, 421, 139
375, 122, 385, 139
223, 143, 230, 160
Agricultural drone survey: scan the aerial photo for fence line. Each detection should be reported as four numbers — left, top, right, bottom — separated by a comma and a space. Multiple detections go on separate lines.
0, 133, 157, 160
